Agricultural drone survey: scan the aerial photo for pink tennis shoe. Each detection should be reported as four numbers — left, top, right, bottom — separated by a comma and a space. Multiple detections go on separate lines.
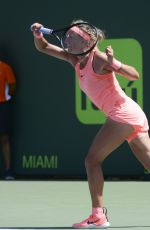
72, 208, 110, 228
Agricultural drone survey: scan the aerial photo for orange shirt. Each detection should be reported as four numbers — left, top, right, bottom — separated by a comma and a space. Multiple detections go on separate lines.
0, 61, 16, 102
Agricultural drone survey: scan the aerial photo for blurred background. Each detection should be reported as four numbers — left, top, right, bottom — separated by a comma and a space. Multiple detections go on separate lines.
0, 0, 150, 180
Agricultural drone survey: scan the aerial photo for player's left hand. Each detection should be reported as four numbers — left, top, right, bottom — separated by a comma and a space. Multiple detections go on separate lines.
105, 45, 114, 65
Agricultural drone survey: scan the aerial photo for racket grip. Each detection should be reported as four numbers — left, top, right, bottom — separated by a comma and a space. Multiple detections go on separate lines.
39, 27, 53, 35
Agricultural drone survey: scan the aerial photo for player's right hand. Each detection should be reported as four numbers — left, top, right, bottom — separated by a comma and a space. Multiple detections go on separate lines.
31, 22, 43, 39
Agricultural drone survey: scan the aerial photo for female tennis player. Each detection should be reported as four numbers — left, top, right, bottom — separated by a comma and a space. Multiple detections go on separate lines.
31, 20, 150, 229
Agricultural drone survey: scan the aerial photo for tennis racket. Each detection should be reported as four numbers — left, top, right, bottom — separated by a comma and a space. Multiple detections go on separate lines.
33, 23, 98, 56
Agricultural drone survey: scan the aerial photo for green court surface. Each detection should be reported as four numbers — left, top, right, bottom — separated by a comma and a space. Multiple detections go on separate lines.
0, 181, 149, 229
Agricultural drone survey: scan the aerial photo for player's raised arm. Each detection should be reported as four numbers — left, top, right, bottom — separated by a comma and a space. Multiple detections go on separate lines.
31, 23, 74, 63
105, 45, 139, 80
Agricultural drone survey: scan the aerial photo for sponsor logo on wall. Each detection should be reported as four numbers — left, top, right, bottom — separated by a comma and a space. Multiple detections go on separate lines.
22, 155, 58, 169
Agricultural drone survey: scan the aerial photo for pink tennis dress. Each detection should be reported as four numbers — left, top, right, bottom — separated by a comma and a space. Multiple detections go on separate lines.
75, 50, 149, 142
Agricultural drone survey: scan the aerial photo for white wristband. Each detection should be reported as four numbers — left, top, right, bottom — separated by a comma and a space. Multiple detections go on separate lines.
111, 60, 122, 70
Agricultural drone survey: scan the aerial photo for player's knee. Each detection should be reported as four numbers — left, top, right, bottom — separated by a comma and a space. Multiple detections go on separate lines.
85, 154, 102, 169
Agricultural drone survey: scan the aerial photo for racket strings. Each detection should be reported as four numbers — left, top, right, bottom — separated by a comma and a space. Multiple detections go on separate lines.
62, 23, 98, 55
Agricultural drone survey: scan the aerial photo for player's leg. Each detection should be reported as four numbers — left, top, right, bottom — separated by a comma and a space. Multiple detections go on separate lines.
85, 118, 134, 208
129, 133, 150, 171
73, 118, 134, 228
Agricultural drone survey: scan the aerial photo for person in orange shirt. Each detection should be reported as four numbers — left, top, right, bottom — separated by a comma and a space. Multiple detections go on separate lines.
0, 60, 16, 179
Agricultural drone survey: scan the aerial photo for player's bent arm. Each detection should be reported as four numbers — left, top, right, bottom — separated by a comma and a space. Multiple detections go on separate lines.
103, 45, 139, 80
34, 37, 76, 65
115, 62, 139, 80
97, 52, 139, 80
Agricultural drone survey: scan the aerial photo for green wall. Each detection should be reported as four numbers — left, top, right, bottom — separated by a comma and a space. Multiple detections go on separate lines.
0, 0, 150, 178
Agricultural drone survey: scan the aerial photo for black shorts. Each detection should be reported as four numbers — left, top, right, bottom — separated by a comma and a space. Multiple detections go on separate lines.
0, 101, 11, 135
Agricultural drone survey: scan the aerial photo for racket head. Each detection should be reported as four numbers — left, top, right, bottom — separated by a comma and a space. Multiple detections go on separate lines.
60, 23, 98, 56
